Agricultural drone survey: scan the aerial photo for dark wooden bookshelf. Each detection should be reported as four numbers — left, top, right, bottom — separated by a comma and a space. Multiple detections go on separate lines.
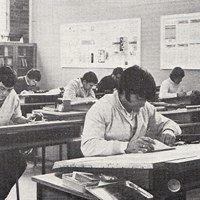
0, 42, 37, 76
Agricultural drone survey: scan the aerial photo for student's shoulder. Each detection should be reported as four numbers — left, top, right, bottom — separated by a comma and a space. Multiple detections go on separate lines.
88, 94, 115, 113
66, 78, 80, 87
100, 75, 112, 82
161, 78, 171, 86
9, 89, 20, 102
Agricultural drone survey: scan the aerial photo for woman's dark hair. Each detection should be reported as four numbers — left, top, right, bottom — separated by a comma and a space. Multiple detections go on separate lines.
0, 66, 17, 87
118, 65, 156, 101
170, 67, 185, 81
81, 71, 98, 84
27, 69, 41, 82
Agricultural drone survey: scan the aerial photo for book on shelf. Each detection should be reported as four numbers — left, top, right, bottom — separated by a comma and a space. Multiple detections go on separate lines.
6, 57, 13, 66
20, 57, 28, 68
0, 57, 4, 66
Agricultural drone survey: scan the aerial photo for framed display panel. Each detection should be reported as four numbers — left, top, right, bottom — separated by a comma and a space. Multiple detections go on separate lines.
161, 13, 200, 69
60, 18, 141, 68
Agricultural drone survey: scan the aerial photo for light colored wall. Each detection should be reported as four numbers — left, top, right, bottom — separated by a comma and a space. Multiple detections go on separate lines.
31, 0, 200, 91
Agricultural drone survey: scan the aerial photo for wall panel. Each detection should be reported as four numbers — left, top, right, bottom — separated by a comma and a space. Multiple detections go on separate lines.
31, 0, 200, 91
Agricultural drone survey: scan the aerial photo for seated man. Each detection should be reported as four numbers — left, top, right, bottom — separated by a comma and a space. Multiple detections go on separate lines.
159, 67, 186, 99
63, 71, 98, 100
81, 65, 181, 157
14, 68, 41, 94
0, 66, 39, 199
96, 67, 123, 93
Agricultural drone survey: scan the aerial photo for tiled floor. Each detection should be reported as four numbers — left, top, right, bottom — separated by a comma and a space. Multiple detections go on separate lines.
4, 160, 200, 200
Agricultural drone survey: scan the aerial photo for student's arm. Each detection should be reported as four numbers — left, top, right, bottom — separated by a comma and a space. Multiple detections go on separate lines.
11, 99, 42, 124
147, 103, 181, 144
89, 89, 96, 98
63, 80, 77, 100
159, 81, 177, 99
11, 97, 29, 124
81, 104, 128, 157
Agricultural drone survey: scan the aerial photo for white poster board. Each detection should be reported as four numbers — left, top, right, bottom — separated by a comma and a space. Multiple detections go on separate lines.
60, 18, 141, 68
161, 13, 200, 69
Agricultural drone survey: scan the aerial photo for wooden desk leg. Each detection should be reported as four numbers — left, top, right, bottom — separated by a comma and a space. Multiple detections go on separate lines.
42, 147, 46, 174
16, 177, 20, 200
33, 148, 37, 167
59, 145, 63, 161
37, 183, 42, 200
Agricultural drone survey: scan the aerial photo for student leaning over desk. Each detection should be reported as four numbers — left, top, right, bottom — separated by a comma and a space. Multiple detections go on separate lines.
81, 65, 181, 157
0, 66, 41, 199
63, 71, 98, 100
159, 66, 187, 99
96, 67, 123, 93
14, 68, 41, 94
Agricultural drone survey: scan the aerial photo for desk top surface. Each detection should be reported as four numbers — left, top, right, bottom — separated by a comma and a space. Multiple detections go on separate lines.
160, 107, 200, 115
53, 144, 200, 170
0, 119, 83, 134
34, 109, 87, 116
159, 95, 191, 101
20, 102, 55, 106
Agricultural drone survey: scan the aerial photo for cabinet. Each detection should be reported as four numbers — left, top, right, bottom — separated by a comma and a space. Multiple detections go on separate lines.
0, 42, 37, 76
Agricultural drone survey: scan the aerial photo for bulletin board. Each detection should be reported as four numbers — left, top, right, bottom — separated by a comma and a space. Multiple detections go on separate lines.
161, 13, 200, 69
60, 18, 141, 68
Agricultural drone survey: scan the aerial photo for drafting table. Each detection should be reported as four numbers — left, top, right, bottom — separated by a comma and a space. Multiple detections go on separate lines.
0, 120, 84, 174
53, 143, 200, 200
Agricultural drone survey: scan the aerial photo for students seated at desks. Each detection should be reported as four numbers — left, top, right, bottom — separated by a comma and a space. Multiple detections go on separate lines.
63, 71, 98, 100
159, 67, 187, 99
96, 67, 123, 93
14, 68, 41, 94
81, 65, 181, 156
0, 66, 42, 199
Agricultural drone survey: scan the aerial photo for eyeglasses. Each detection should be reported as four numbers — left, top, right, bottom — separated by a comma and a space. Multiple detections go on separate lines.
0, 86, 13, 93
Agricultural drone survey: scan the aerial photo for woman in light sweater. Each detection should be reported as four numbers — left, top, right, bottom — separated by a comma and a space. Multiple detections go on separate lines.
159, 67, 186, 99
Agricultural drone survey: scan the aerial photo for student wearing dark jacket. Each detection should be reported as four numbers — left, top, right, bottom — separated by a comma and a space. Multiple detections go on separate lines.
14, 69, 41, 94
96, 67, 123, 93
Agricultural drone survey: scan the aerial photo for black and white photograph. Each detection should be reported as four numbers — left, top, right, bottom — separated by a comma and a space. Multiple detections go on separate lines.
1, 0, 200, 199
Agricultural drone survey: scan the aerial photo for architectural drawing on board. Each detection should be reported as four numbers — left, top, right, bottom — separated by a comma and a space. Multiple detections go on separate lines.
60, 18, 141, 68
161, 13, 200, 69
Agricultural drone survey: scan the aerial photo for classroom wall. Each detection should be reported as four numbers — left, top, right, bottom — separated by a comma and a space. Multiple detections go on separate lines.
31, 0, 200, 91
10, 0, 29, 43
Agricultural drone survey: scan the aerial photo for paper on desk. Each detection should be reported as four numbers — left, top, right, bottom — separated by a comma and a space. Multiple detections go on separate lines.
152, 139, 175, 152
187, 90, 193, 96
44, 88, 61, 95
20, 90, 34, 95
